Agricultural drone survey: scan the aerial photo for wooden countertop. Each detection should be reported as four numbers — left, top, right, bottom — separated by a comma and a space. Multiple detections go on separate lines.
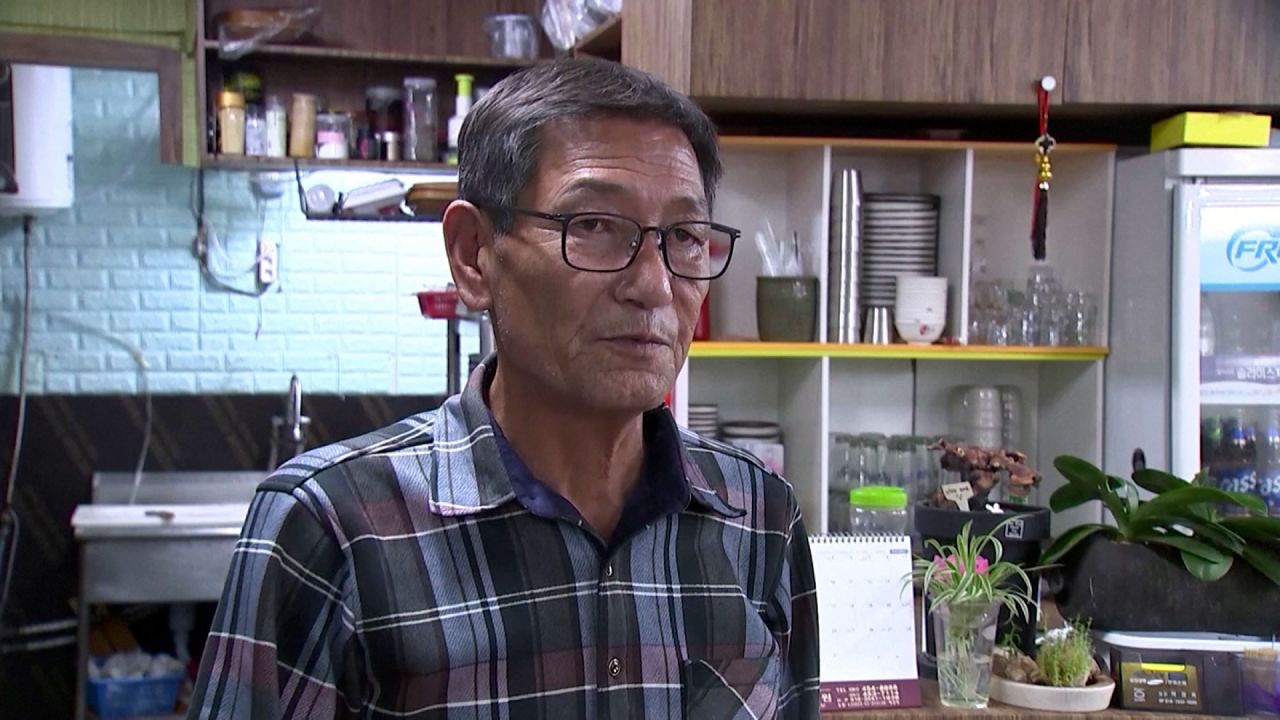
827, 680, 1232, 719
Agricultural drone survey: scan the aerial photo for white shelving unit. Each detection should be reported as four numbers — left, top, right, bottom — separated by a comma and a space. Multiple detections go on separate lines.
676, 137, 1116, 536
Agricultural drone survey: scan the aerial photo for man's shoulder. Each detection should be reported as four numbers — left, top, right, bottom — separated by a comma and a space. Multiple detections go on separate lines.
258, 406, 442, 497
679, 429, 801, 520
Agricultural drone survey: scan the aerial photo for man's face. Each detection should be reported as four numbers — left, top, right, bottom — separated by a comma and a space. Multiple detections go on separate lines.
481, 117, 709, 414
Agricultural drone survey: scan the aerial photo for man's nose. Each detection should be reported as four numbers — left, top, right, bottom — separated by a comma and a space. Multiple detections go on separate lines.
616, 229, 673, 308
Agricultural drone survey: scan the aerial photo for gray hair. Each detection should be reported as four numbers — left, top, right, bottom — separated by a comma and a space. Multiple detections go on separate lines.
457, 58, 722, 233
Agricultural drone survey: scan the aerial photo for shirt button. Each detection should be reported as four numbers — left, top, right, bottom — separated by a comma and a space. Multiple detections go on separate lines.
608, 657, 622, 677
605, 564, 614, 577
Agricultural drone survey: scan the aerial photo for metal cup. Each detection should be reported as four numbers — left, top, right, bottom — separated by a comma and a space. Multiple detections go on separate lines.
861, 306, 894, 344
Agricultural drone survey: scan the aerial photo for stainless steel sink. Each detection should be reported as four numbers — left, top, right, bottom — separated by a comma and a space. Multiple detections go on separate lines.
71, 471, 267, 720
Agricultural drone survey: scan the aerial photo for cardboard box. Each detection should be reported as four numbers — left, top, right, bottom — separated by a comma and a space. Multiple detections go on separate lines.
1151, 112, 1272, 152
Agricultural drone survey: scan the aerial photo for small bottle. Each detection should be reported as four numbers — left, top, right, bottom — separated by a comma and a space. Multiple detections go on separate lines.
288, 93, 317, 158
848, 486, 909, 535
264, 95, 287, 158
244, 104, 267, 156
217, 90, 246, 155
447, 73, 474, 166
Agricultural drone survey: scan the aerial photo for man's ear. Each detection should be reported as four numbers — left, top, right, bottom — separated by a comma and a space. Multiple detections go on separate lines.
442, 200, 494, 312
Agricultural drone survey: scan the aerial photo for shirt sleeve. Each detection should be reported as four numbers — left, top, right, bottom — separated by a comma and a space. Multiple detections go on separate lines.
776, 506, 821, 719
188, 488, 361, 719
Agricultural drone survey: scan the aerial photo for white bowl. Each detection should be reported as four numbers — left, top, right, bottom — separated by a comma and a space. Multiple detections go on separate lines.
895, 319, 945, 344
990, 675, 1116, 713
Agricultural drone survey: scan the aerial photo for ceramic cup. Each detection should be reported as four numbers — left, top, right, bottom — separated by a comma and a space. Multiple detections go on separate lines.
757, 276, 818, 342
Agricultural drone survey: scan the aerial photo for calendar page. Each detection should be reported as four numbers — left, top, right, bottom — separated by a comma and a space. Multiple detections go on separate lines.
808, 535, 921, 712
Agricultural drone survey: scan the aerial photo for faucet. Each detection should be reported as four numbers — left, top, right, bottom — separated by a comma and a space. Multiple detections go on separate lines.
268, 374, 310, 470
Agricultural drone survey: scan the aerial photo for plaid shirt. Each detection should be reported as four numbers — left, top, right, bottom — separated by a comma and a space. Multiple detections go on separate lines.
189, 358, 820, 719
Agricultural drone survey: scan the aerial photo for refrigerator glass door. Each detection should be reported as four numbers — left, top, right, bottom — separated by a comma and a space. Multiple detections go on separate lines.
1173, 183, 1280, 517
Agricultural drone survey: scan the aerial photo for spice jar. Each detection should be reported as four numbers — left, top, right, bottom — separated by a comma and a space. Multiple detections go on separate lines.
264, 95, 287, 158
403, 77, 438, 162
315, 112, 351, 159
216, 90, 246, 155
288, 93, 317, 158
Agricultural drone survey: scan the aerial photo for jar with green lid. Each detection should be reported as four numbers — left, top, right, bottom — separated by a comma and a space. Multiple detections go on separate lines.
848, 485, 908, 535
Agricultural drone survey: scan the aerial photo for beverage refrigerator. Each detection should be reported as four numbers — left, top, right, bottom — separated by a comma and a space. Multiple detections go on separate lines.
1107, 148, 1280, 516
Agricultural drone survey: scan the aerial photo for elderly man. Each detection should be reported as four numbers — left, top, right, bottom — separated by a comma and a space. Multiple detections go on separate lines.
189, 58, 819, 719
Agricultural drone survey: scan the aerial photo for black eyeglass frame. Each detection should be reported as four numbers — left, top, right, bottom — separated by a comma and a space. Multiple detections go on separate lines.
484, 206, 741, 280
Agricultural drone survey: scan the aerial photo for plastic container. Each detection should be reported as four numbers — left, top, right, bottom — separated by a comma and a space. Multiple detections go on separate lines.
849, 485, 908, 535
1243, 651, 1280, 716
403, 77, 438, 162
288, 92, 317, 158
483, 14, 539, 60
87, 673, 183, 720
315, 112, 350, 159
264, 95, 287, 157
216, 90, 245, 155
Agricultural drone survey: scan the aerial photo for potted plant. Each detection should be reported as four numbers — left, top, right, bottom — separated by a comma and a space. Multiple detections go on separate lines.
990, 619, 1117, 713
916, 441, 1053, 657
1042, 456, 1280, 635
912, 516, 1041, 709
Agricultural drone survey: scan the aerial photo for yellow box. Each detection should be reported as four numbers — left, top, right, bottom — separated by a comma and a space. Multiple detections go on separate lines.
1151, 112, 1272, 152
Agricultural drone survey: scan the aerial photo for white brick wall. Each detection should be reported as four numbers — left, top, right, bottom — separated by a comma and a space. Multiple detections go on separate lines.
0, 69, 466, 395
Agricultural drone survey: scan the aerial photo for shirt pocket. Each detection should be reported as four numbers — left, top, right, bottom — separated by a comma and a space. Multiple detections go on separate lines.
682, 655, 780, 720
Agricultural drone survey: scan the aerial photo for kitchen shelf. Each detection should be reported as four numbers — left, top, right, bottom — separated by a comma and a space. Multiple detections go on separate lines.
572, 16, 621, 59
199, 39, 539, 69
688, 341, 1108, 361
204, 154, 458, 174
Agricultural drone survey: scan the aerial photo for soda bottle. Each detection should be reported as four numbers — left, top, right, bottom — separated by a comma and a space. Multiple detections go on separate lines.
1219, 408, 1258, 515
1258, 408, 1280, 516
1200, 415, 1222, 485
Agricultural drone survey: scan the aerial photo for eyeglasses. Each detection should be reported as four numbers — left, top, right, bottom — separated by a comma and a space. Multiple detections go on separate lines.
487, 206, 740, 280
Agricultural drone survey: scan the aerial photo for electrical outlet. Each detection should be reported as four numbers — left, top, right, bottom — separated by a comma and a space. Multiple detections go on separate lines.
257, 238, 278, 287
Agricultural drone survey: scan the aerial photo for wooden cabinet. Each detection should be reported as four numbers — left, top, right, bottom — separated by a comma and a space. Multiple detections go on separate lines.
688, 0, 1067, 106
623, 0, 1278, 113
1062, 0, 1280, 105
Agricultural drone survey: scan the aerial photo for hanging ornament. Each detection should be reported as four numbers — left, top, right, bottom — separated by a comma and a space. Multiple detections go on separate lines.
1030, 75, 1056, 261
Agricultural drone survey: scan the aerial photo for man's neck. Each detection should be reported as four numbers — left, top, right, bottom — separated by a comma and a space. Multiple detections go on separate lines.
487, 363, 646, 541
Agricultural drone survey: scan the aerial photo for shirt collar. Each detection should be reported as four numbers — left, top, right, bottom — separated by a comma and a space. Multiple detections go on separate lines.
427, 354, 744, 519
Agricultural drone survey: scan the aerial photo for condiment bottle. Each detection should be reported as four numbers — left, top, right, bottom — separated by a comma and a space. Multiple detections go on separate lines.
244, 104, 266, 156
446, 73, 474, 166
315, 112, 350, 159
217, 90, 246, 155
264, 95, 287, 158
288, 93, 317, 158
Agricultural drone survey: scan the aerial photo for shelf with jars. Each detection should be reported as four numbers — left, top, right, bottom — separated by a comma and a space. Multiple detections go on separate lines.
674, 136, 1116, 537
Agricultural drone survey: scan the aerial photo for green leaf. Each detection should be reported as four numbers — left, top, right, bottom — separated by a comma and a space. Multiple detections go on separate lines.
1220, 515, 1280, 547
1053, 456, 1132, 526
1130, 486, 1260, 527
1040, 524, 1114, 565
1049, 482, 1100, 513
1137, 532, 1231, 563
1181, 548, 1234, 581
1173, 518, 1246, 555
1240, 545, 1280, 587
1132, 468, 1190, 495
1223, 492, 1267, 516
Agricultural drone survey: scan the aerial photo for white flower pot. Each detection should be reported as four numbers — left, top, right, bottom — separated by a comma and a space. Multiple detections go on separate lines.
990, 674, 1116, 713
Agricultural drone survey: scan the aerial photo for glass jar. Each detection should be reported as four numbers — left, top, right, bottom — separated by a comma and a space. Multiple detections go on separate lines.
244, 104, 266, 156
315, 112, 351, 159
288, 93, 317, 158
216, 90, 245, 155
848, 485, 908, 535
264, 95, 287, 158
403, 77, 438, 162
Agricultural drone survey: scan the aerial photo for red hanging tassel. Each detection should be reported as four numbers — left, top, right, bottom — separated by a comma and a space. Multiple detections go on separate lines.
1030, 79, 1055, 261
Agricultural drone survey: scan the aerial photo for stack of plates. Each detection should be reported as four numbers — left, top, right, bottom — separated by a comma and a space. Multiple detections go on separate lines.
720, 420, 782, 444
688, 403, 720, 438
860, 193, 940, 307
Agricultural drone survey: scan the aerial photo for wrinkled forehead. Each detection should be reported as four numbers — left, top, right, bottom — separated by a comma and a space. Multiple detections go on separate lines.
525, 116, 709, 214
